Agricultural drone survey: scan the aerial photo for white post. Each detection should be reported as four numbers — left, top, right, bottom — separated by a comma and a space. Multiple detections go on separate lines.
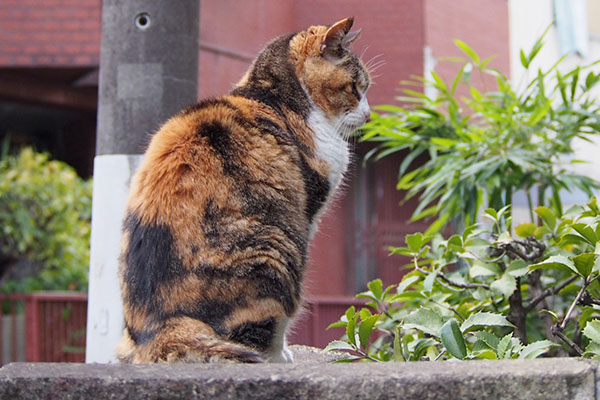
86, 0, 199, 363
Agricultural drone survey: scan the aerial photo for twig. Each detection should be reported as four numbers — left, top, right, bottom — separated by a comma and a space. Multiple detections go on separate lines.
502, 238, 545, 262
560, 282, 588, 331
579, 291, 600, 307
525, 275, 579, 313
549, 279, 589, 356
551, 326, 584, 356
357, 348, 381, 362
427, 298, 466, 322
434, 349, 446, 361
414, 264, 490, 290
466, 248, 507, 264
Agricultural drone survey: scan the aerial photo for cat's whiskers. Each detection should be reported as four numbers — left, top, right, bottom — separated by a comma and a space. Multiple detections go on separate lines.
365, 54, 384, 71
359, 45, 371, 61
366, 60, 386, 75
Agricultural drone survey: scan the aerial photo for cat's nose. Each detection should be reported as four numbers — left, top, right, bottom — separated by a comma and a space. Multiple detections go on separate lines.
364, 112, 371, 123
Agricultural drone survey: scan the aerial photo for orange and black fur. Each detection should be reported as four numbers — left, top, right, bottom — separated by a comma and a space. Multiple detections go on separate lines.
117, 17, 371, 363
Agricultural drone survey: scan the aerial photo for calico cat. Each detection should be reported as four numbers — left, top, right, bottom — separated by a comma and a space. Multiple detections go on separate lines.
117, 17, 371, 363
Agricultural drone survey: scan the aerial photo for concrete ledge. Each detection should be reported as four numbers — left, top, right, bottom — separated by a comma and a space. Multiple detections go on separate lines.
0, 347, 598, 399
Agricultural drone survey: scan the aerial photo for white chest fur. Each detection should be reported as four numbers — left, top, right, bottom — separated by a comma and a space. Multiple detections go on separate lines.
305, 107, 350, 237
307, 108, 350, 191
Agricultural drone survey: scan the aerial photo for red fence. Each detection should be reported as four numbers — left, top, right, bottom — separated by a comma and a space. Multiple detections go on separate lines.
0, 293, 364, 364
289, 297, 365, 348
0, 293, 87, 364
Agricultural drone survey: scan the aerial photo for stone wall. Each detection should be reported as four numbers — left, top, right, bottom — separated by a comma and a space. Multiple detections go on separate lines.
0, 346, 598, 400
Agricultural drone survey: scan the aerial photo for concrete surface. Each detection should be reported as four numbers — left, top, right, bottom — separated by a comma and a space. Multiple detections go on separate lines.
0, 346, 597, 400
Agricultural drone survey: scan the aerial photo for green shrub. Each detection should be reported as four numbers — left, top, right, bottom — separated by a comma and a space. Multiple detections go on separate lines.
361, 32, 600, 233
0, 147, 92, 292
328, 201, 600, 361
328, 34, 600, 361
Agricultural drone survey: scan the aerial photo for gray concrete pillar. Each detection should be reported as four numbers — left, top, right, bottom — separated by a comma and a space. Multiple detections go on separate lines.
86, 0, 199, 363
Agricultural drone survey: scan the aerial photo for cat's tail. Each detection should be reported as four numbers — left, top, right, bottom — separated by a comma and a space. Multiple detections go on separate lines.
116, 323, 265, 363
159, 334, 265, 363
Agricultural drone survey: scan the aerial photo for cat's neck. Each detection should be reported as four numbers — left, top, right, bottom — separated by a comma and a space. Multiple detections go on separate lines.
230, 34, 311, 119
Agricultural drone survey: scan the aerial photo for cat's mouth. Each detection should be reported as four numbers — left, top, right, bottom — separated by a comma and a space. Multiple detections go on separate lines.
343, 111, 371, 131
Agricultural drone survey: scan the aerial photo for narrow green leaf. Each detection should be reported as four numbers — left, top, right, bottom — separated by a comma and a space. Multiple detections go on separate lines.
455, 39, 480, 64
571, 66, 580, 102
324, 340, 356, 352
530, 255, 580, 276
440, 319, 467, 360
506, 259, 529, 278
572, 223, 597, 245
430, 71, 449, 93
535, 206, 557, 231
405, 232, 423, 253
515, 222, 537, 238
560, 234, 590, 248
423, 271, 437, 293
588, 197, 600, 215
345, 306, 356, 322
327, 320, 347, 329
367, 279, 384, 301
496, 333, 513, 359
389, 246, 413, 256
346, 314, 358, 346
476, 331, 501, 350
345, 307, 357, 346
403, 308, 445, 337
527, 100, 551, 125
424, 213, 450, 236
472, 349, 498, 360
518, 340, 555, 359
430, 137, 460, 148
460, 312, 514, 333
483, 208, 498, 223
359, 308, 373, 321
573, 253, 595, 278
358, 315, 380, 350
586, 71, 597, 90
520, 49, 529, 68
469, 260, 502, 278
397, 275, 421, 294
451, 62, 465, 95
398, 146, 425, 176
584, 342, 600, 358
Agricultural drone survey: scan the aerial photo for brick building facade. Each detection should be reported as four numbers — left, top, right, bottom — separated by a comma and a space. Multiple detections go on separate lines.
0, 0, 510, 296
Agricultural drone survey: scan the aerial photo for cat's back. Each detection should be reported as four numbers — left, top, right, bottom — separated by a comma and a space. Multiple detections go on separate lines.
127, 95, 307, 222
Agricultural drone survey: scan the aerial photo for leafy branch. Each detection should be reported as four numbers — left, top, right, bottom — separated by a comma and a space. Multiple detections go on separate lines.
328, 35, 600, 362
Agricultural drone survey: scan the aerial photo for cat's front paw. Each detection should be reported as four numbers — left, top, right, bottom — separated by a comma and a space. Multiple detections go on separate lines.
281, 345, 294, 363
268, 345, 294, 363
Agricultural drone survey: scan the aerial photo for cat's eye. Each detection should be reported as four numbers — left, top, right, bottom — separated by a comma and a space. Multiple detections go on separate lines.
351, 82, 361, 100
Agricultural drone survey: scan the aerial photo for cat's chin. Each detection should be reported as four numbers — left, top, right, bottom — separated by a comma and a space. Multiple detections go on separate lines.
339, 122, 367, 139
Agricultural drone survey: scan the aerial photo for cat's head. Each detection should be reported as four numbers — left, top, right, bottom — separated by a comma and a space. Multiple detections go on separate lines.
234, 18, 371, 138
290, 17, 371, 136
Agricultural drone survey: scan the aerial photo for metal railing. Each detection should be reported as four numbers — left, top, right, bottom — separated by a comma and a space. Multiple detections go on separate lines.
0, 293, 361, 363
0, 292, 87, 364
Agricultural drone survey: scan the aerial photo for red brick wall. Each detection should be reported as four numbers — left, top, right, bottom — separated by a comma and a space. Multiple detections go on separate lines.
292, 0, 425, 106
424, 0, 510, 88
198, 0, 296, 99
198, 0, 426, 106
0, 0, 101, 67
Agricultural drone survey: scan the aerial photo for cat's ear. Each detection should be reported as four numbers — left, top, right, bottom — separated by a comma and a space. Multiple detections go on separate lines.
321, 17, 360, 61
